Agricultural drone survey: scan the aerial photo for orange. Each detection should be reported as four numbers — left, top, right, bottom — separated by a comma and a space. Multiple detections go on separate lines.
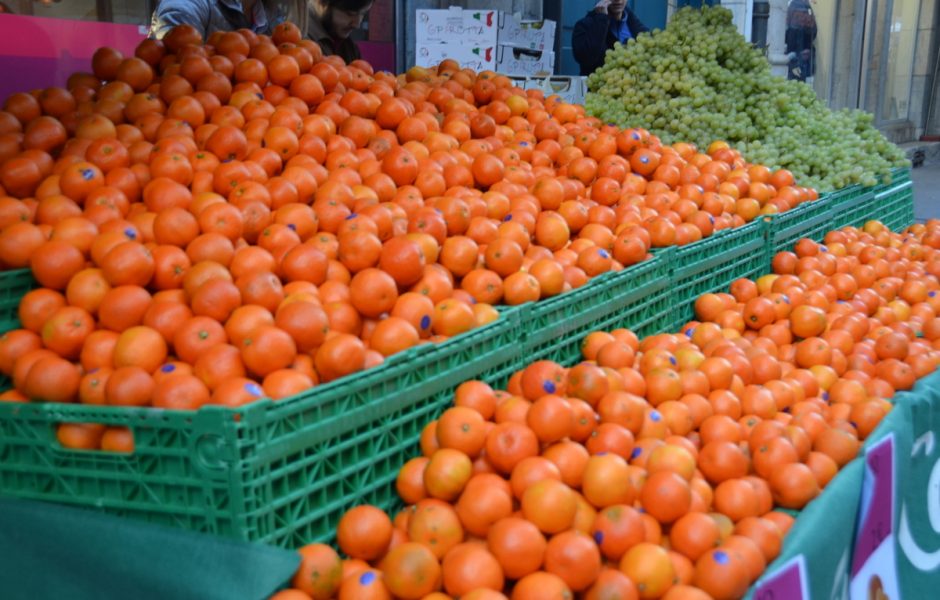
521, 479, 577, 535
693, 547, 750, 600
619, 542, 675, 600
293, 544, 343, 599
639, 471, 692, 523
407, 497, 463, 558
592, 504, 645, 562
337, 505, 393, 562
544, 530, 601, 592
442, 543, 504, 597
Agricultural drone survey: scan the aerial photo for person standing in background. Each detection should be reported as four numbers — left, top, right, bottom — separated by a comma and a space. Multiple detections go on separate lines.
149, 0, 307, 40
306, 0, 372, 64
785, 0, 817, 82
573, 0, 649, 77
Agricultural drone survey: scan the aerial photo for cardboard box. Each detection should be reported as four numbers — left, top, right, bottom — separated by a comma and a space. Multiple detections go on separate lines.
521, 76, 587, 105
496, 46, 555, 77
415, 43, 496, 71
497, 14, 556, 51
415, 7, 498, 46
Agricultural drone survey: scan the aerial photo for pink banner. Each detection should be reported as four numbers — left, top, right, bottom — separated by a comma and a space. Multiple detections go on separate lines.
0, 14, 146, 59
0, 15, 146, 100
0, 15, 396, 104
359, 42, 395, 73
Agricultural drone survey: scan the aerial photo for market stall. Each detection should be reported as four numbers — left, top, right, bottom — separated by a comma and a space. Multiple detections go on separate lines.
0, 3, 935, 599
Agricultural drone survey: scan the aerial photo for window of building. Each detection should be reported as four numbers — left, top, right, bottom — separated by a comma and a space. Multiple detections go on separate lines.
810, 0, 922, 133
809, 0, 834, 104
880, 0, 920, 122
861, 0, 921, 124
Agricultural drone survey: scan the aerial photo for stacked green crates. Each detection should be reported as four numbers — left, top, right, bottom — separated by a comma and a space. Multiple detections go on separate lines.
0, 301, 526, 548
763, 198, 831, 259
827, 185, 879, 230
875, 180, 915, 233
0, 166, 920, 548
822, 167, 913, 234
666, 220, 767, 331
872, 165, 913, 196
0, 254, 680, 546
519, 250, 673, 365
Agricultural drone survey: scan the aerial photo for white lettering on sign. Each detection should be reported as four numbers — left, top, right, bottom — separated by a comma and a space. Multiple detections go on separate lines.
898, 431, 940, 572
911, 431, 934, 457
830, 548, 849, 600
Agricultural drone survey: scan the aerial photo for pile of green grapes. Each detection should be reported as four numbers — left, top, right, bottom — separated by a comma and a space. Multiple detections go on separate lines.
585, 6, 908, 190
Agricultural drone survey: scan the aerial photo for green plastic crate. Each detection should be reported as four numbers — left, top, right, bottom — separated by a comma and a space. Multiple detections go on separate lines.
300, 255, 673, 538
0, 306, 526, 548
666, 220, 768, 331
827, 185, 878, 230
0, 269, 37, 332
764, 198, 832, 260
0, 254, 676, 547
890, 166, 911, 184
873, 166, 912, 195
875, 180, 915, 233
519, 251, 673, 365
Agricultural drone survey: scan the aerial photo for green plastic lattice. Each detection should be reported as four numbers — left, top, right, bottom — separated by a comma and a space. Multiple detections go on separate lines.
0, 305, 525, 548
520, 251, 673, 366
666, 220, 768, 331
764, 198, 831, 260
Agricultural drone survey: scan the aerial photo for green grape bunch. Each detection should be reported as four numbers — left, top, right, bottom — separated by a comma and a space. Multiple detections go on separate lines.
585, 6, 909, 191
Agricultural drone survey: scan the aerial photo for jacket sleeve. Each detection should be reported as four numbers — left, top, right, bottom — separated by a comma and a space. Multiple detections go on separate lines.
149, 0, 211, 40
572, 12, 611, 71
626, 7, 649, 36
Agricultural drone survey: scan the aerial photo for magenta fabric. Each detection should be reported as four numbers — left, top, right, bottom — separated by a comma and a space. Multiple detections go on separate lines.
0, 15, 145, 99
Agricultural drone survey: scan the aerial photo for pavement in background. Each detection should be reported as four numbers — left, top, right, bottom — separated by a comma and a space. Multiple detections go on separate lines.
913, 165, 940, 222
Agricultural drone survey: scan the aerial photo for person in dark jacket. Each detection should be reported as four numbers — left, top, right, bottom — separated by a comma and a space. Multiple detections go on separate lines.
573, 0, 648, 76
149, 0, 305, 40
785, 0, 817, 82
307, 0, 373, 64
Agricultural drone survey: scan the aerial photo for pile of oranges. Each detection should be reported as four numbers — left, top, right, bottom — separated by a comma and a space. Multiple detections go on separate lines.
0, 22, 814, 434
274, 220, 940, 600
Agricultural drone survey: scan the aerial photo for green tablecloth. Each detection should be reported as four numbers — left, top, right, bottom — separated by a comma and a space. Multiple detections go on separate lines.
746, 459, 863, 599
749, 368, 940, 598
0, 497, 298, 600
863, 369, 940, 598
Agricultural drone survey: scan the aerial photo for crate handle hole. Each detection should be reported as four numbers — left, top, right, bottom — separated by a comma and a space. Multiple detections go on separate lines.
55, 422, 136, 454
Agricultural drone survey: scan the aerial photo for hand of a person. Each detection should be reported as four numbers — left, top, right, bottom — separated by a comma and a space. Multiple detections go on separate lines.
594, 0, 611, 14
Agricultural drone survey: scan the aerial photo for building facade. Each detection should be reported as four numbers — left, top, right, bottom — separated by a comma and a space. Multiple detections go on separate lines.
776, 0, 939, 144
